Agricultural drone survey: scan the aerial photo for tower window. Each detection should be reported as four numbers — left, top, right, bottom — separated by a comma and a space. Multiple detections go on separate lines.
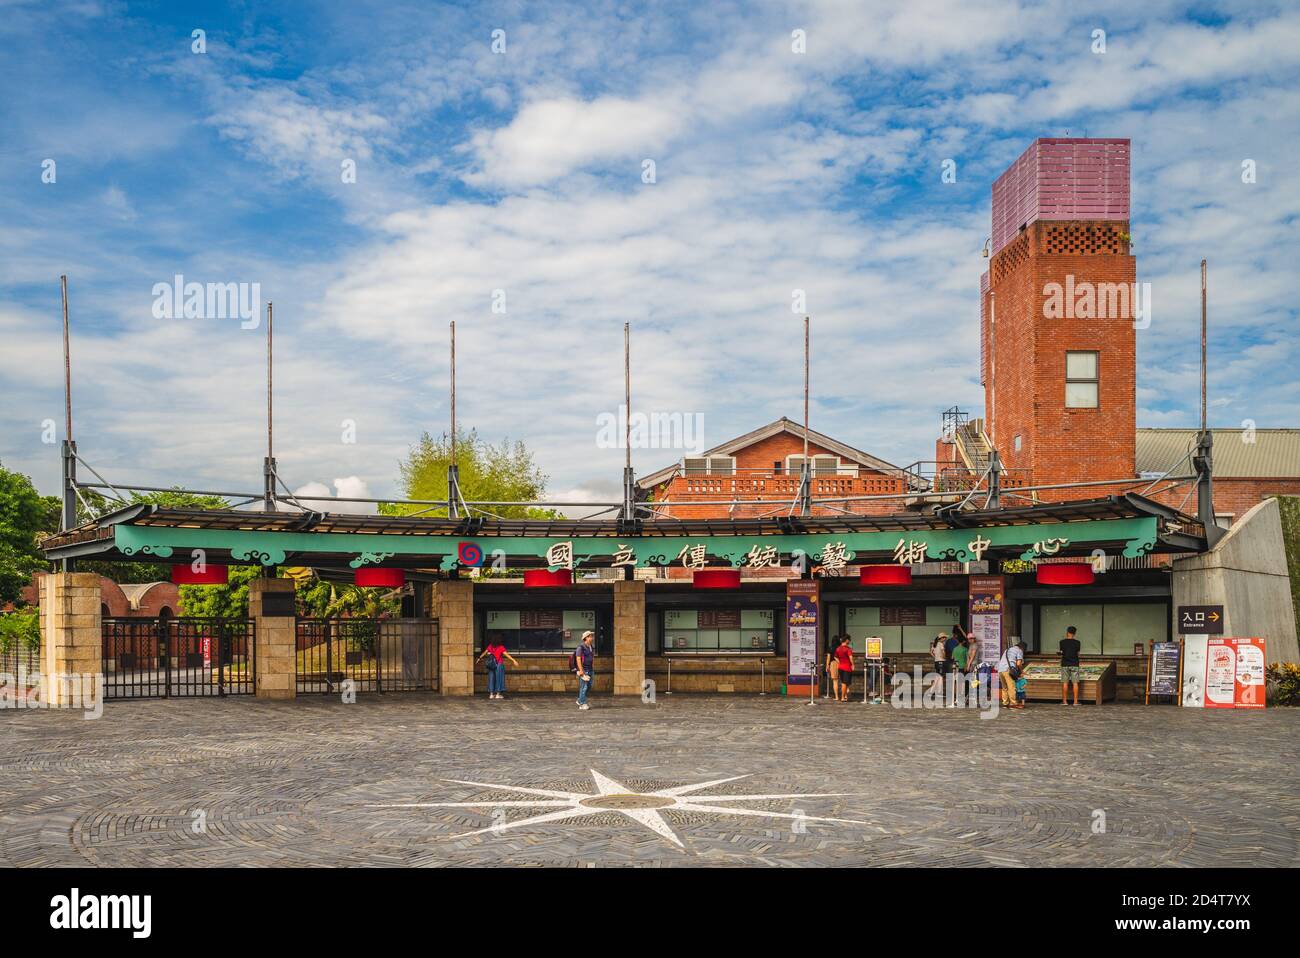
1065, 351, 1099, 408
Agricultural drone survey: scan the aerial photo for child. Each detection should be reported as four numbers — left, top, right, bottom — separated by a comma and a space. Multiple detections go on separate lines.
1014, 673, 1028, 709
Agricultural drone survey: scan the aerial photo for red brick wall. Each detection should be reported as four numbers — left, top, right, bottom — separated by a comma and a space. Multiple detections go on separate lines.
986, 220, 1136, 500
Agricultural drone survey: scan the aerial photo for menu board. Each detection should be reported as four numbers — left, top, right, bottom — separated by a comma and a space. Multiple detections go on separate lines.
879, 607, 926, 625
1147, 642, 1181, 697
698, 609, 741, 629
520, 610, 563, 629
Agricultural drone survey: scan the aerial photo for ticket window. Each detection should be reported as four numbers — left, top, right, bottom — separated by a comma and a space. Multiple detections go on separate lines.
844, 606, 962, 655
1039, 603, 1167, 656
483, 609, 596, 653
663, 609, 777, 653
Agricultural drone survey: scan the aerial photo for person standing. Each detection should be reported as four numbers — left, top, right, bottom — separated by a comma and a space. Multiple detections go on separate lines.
826, 635, 842, 700
997, 640, 1025, 709
833, 635, 855, 702
476, 634, 520, 700
951, 635, 970, 707
574, 630, 595, 711
931, 633, 948, 696
1059, 625, 1083, 705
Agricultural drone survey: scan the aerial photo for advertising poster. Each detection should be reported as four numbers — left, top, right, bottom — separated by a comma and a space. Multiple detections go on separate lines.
786, 580, 819, 687
968, 574, 1004, 669
1181, 636, 1208, 707
866, 637, 883, 661
1203, 638, 1267, 709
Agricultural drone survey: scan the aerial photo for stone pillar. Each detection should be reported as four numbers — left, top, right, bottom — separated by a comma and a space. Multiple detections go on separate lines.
434, 579, 474, 695
613, 580, 646, 696
249, 577, 296, 700
40, 572, 102, 707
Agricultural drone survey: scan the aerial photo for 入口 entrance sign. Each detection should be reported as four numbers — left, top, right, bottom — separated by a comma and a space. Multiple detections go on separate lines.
1177, 605, 1224, 635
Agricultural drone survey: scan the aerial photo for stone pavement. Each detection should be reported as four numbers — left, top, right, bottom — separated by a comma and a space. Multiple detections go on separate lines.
1, 694, 1297, 867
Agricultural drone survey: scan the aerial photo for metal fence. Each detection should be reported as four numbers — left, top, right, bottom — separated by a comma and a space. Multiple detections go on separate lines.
102, 617, 255, 699
296, 618, 438, 694
295, 616, 436, 691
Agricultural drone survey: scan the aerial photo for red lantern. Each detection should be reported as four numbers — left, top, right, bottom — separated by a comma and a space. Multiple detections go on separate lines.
859, 565, 912, 586
524, 569, 572, 588
355, 567, 405, 588
1035, 563, 1095, 586
693, 569, 741, 589
171, 564, 229, 585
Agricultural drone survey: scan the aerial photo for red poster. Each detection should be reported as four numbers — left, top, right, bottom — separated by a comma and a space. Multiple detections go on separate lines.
1203, 637, 1266, 709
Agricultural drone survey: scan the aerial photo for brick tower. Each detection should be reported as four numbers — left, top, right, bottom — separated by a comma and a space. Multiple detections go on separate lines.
981, 138, 1137, 499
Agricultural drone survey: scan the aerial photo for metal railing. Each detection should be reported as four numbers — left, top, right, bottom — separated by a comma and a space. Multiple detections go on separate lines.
296, 618, 438, 693
102, 617, 255, 699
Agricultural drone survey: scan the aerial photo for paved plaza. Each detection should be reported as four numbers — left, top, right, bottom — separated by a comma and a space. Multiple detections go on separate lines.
1, 693, 1297, 867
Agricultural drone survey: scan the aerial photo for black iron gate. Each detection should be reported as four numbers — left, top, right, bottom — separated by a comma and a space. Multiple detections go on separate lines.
296, 618, 438, 693
102, 617, 255, 699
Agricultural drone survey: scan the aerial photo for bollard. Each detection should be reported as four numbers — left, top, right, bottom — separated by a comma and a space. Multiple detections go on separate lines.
665, 658, 672, 695
759, 657, 766, 695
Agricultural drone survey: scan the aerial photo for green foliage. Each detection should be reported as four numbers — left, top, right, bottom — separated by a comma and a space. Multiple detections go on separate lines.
1275, 496, 1300, 652
0, 609, 41, 653
381, 428, 559, 519
0, 461, 58, 604
1265, 663, 1300, 706
178, 565, 263, 618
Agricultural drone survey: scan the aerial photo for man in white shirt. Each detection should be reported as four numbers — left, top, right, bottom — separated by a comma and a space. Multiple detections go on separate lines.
996, 641, 1025, 708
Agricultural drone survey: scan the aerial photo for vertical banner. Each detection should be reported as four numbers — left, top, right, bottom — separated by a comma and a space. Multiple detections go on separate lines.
1181, 635, 1208, 707
1204, 637, 1267, 709
786, 580, 819, 688
968, 574, 1005, 669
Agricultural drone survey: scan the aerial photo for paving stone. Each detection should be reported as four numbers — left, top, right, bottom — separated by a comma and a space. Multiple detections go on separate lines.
0, 694, 1296, 867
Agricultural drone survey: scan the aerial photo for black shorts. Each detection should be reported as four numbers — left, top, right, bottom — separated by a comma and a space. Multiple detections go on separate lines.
838, 669, 852, 686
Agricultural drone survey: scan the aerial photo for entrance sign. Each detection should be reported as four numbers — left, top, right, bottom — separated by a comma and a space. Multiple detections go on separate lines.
968, 575, 1005, 670
1146, 641, 1180, 701
1177, 605, 1224, 635
1181, 636, 1265, 709
786, 580, 819, 689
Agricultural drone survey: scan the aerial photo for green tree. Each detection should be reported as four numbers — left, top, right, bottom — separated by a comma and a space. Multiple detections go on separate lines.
381, 428, 558, 519
0, 461, 59, 605
177, 565, 263, 618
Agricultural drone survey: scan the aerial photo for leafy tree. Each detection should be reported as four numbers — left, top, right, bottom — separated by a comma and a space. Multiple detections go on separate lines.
177, 565, 263, 619
0, 461, 59, 605
381, 428, 558, 519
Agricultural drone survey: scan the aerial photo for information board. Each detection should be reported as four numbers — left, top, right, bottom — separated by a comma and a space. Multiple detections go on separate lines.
1181, 636, 1265, 709
1147, 642, 1181, 698
786, 580, 819, 687
968, 575, 1004, 669
879, 607, 925, 626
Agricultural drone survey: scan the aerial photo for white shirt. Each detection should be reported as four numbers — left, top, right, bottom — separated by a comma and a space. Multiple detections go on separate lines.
997, 645, 1023, 672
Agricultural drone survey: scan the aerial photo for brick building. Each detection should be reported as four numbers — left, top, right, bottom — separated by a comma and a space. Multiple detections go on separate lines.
637, 417, 927, 520
22, 573, 180, 619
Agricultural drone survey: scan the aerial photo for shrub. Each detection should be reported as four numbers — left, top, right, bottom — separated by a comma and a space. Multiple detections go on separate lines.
1265, 663, 1300, 706
0, 610, 41, 654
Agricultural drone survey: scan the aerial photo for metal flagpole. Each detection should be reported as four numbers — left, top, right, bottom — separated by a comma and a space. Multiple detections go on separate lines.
622, 322, 636, 526
799, 316, 811, 516
448, 320, 460, 519
59, 276, 77, 555
263, 301, 276, 511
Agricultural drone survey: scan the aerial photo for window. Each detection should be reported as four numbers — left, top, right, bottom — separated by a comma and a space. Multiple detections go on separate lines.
1214, 513, 1235, 528
684, 457, 734, 476
1014, 434, 1022, 452
663, 609, 776, 653
1039, 602, 1168, 656
484, 609, 595, 653
1065, 351, 1099, 408
787, 454, 841, 476
844, 605, 961, 655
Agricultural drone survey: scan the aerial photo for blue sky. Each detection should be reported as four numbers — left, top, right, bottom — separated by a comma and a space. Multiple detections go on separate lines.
2, 0, 1298, 508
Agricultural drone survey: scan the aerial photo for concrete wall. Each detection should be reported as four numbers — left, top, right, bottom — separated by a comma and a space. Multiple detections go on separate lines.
1171, 497, 1300, 663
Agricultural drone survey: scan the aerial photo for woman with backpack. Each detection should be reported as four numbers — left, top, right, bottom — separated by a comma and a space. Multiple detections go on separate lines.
476, 633, 520, 700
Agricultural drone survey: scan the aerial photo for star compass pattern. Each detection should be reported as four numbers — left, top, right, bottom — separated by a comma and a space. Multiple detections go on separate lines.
370, 769, 868, 849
